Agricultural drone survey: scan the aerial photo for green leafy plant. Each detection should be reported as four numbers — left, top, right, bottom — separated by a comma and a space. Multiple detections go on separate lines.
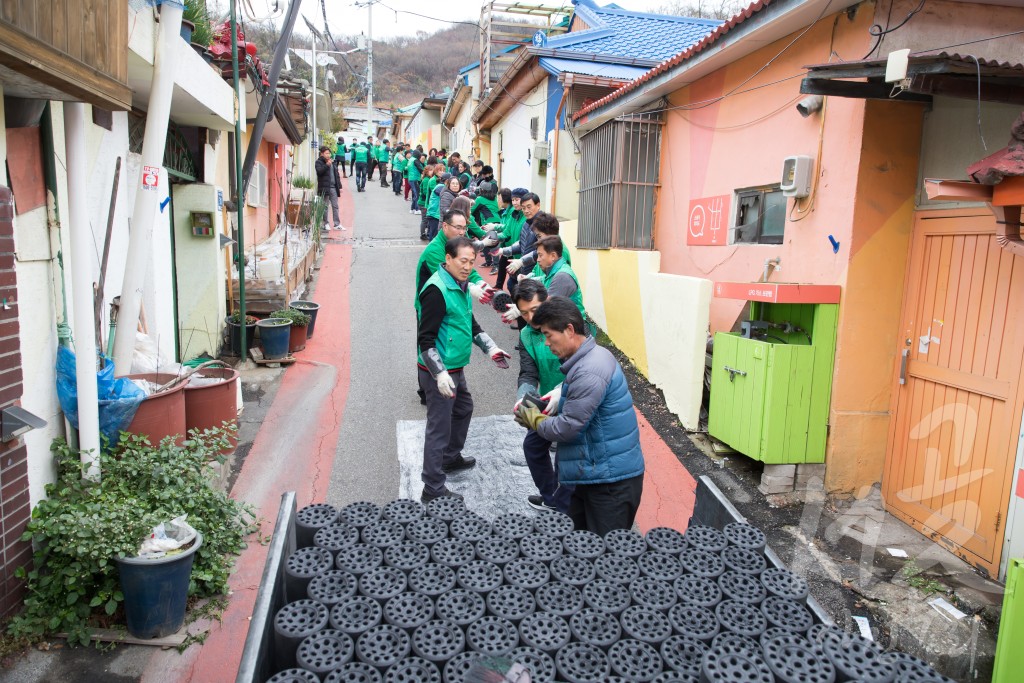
271, 308, 311, 327
900, 560, 946, 596
184, 0, 213, 47
228, 311, 257, 325
292, 175, 314, 190
8, 428, 256, 646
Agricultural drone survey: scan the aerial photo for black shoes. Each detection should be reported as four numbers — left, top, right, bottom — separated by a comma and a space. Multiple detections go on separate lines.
421, 488, 463, 503
527, 495, 557, 512
442, 455, 477, 473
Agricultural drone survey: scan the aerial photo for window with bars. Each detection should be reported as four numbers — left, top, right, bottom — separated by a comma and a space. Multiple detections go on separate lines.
577, 113, 662, 250
530, 116, 539, 141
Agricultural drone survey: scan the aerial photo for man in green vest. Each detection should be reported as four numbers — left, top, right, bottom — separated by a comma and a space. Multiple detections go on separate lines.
513, 279, 572, 513
378, 139, 392, 188
535, 235, 585, 316
391, 145, 406, 196
334, 136, 348, 177
407, 151, 423, 213
353, 141, 370, 192
417, 236, 511, 502
368, 137, 380, 181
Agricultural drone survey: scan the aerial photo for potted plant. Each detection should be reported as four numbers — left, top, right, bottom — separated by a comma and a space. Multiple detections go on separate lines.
290, 300, 321, 339
271, 308, 311, 353
257, 317, 291, 360
183, 0, 210, 58
225, 310, 257, 356
8, 429, 255, 645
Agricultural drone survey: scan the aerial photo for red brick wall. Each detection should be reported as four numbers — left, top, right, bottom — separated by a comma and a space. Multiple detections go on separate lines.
0, 187, 29, 619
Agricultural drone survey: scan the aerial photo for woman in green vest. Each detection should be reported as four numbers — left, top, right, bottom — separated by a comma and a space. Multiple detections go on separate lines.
391, 146, 406, 195
417, 236, 510, 502
512, 279, 572, 513
417, 163, 436, 240
407, 151, 423, 211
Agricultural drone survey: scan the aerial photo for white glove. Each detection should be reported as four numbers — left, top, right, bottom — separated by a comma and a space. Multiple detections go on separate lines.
435, 371, 456, 399
480, 237, 498, 247
541, 384, 563, 415
490, 347, 511, 369
507, 258, 524, 274
502, 303, 522, 324
468, 282, 495, 304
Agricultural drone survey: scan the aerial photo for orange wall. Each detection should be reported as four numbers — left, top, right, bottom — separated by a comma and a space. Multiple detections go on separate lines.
243, 140, 285, 247
654, 6, 875, 335
651, 3, 930, 493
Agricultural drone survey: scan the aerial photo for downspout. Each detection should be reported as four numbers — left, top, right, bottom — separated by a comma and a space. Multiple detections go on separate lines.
550, 85, 569, 217
230, 0, 248, 360
111, 0, 184, 375
39, 104, 72, 349
993, 204, 1024, 256
63, 103, 101, 480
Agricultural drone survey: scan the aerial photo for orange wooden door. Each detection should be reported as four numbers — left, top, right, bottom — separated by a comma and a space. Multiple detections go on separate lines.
884, 211, 1024, 576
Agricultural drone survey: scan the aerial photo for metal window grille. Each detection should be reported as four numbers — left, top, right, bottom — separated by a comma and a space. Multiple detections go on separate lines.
577, 113, 662, 250
530, 116, 540, 141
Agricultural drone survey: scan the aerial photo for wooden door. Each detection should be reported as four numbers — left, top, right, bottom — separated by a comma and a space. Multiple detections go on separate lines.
884, 211, 1024, 576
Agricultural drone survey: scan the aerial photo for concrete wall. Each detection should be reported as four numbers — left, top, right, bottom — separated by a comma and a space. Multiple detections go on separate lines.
562, 220, 710, 429
171, 183, 227, 359
491, 78, 549, 196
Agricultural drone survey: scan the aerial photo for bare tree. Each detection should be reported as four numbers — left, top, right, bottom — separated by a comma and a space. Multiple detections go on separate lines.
653, 0, 749, 20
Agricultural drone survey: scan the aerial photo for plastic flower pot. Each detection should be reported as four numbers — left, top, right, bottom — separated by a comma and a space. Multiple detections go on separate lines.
257, 318, 291, 360
115, 532, 203, 639
125, 373, 187, 445
290, 300, 320, 338
287, 322, 308, 353
225, 315, 256, 356
184, 365, 239, 448
180, 19, 195, 43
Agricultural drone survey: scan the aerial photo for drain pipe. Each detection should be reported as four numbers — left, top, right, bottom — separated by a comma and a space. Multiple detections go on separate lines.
111, 0, 184, 376
63, 102, 101, 480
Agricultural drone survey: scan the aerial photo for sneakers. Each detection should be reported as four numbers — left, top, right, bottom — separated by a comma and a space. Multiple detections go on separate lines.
421, 488, 463, 503
442, 455, 477, 473
527, 495, 557, 512
489, 267, 499, 275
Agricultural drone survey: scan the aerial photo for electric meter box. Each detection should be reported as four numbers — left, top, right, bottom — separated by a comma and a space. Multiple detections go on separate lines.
781, 155, 813, 198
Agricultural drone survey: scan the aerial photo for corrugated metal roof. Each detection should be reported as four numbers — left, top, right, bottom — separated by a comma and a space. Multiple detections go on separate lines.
538, 57, 649, 81
547, 0, 720, 62
573, 0, 775, 121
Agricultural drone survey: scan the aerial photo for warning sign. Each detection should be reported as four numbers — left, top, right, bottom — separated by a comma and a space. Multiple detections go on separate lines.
687, 194, 730, 246
142, 166, 159, 191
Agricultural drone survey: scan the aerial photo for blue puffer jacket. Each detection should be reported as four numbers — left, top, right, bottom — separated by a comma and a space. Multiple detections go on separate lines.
536, 337, 645, 486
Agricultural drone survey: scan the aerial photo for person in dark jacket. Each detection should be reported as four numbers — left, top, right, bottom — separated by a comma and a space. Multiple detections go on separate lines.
499, 192, 541, 295
515, 297, 644, 534
418, 236, 510, 502
438, 176, 462, 218
315, 146, 342, 231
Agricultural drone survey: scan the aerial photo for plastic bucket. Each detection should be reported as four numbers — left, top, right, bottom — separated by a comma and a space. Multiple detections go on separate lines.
185, 366, 239, 452
225, 317, 256, 356
258, 319, 291, 360
115, 532, 203, 639
125, 373, 187, 445
290, 301, 320, 338
287, 324, 308, 353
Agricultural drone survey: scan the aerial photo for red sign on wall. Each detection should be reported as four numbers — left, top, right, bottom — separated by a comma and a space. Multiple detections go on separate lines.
687, 195, 730, 246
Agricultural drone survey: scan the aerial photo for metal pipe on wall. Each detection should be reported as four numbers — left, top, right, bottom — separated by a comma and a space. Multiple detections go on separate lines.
111, 0, 184, 375
63, 102, 101, 479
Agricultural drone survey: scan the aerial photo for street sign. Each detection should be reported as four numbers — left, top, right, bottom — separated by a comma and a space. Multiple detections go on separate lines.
687, 194, 729, 246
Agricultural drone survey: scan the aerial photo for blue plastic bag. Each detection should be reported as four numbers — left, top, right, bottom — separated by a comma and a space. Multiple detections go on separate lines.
56, 346, 145, 447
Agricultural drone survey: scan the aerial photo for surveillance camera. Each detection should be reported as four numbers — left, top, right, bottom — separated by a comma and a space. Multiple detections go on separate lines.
796, 95, 824, 117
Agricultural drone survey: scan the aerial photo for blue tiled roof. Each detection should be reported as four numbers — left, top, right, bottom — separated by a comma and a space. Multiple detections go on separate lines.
538, 57, 648, 81
545, 0, 721, 62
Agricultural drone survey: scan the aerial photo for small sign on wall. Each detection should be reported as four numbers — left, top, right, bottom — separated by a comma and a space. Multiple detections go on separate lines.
687, 195, 730, 246
190, 211, 215, 237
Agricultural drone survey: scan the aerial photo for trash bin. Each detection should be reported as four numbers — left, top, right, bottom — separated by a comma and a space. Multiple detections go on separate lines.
115, 531, 203, 639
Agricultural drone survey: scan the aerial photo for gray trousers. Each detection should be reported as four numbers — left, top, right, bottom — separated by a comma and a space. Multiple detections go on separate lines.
320, 190, 340, 226
418, 367, 474, 496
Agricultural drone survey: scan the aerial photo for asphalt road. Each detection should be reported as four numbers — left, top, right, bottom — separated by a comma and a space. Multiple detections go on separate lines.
325, 179, 524, 510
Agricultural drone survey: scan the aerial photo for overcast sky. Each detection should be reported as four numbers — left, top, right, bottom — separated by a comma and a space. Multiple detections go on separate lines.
243, 0, 673, 42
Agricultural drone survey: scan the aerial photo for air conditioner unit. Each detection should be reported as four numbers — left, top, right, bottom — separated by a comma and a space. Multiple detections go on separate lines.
781, 155, 813, 198
533, 141, 550, 163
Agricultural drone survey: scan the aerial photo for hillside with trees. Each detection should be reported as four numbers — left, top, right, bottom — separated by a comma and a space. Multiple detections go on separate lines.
240, 19, 479, 109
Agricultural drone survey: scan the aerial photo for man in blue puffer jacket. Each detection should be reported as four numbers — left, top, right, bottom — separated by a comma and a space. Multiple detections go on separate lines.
514, 297, 645, 534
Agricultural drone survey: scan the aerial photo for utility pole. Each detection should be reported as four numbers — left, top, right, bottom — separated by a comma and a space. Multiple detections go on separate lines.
230, 0, 248, 362
366, 0, 374, 138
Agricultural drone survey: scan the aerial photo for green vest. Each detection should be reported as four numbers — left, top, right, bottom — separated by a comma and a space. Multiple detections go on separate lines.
544, 258, 584, 315
417, 267, 473, 370
520, 325, 564, 395
408, 160, 422, 182
393, 154, 406, 172
377, 146, 390, 162
531, 245, 572, 277
354, 145, 369, 163
501, 208, 525, 246
414, 232, 483, 312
